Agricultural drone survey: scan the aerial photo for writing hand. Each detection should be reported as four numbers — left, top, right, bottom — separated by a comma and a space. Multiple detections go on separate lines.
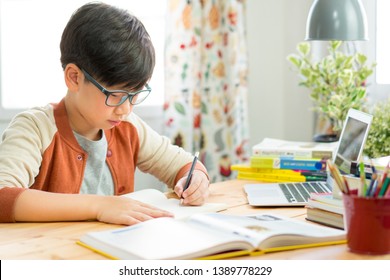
174, 170, 209, 206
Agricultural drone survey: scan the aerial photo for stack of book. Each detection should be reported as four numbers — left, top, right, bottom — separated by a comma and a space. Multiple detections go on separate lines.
350, 155, 390, 179
231, 138, 338, 182
305, 192, 344, 229
231, 164, 310, 182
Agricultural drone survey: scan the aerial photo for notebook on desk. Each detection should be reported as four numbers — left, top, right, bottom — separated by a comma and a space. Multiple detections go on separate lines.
245, 109, 373, 206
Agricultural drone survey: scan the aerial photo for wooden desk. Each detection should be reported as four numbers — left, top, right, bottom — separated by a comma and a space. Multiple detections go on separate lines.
0, 180, 389, 260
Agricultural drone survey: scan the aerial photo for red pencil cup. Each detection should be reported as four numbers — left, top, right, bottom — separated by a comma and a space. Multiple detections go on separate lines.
343, 194, 390, 255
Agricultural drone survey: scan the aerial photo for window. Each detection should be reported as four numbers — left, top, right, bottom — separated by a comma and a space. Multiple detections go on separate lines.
374, 0, 390, 84
0, 0, 165, 119
366, 0, 390, 100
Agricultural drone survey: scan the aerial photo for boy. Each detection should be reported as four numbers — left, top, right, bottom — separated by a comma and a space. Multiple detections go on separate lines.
0, 2, 209, 225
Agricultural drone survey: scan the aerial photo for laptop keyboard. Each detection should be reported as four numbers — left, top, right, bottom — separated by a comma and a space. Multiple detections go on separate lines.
279, 182, 331, 203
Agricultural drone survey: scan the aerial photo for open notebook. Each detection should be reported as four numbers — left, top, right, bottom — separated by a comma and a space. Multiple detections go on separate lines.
124, 188, 227, 219
245, 109, 373, 206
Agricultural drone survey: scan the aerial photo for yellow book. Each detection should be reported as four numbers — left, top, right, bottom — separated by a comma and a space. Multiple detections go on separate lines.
231, 164, 298, 175
237, 171, 306, 182
77, 213, 346, 260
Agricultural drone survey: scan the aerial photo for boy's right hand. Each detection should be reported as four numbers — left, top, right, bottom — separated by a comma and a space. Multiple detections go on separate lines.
95, 196, 174, 225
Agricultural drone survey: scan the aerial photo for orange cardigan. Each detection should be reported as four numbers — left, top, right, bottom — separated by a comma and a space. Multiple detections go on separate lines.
0, 99, 207, 222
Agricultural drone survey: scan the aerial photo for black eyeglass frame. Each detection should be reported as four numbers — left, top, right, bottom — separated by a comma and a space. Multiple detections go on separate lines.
82, 69, 151, 106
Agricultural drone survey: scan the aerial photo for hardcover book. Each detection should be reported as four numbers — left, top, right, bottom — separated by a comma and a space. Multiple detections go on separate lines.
252, 138, 337, 159
306, 207, 344, 229
77, 213, 346, 260
306, 198, 344, 215
307, 192, 344, 214
305, 193, 345, 229
308, 192, 343, 207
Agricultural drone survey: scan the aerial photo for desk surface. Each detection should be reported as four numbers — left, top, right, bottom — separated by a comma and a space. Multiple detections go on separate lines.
1, 179, 389, 260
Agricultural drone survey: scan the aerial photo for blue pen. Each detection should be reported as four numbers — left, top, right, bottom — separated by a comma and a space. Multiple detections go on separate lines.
369, 179, 378, 197
366, 161, 377, 196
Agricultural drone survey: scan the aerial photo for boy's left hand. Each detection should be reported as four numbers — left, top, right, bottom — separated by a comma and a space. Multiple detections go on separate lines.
174, 170, 209, 205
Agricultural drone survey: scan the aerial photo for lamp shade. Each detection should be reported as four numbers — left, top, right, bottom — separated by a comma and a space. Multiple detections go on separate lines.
305, 0, 368, 41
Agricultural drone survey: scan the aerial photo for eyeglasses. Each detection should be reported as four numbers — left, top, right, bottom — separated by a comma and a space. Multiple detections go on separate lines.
82, 69, 151, 106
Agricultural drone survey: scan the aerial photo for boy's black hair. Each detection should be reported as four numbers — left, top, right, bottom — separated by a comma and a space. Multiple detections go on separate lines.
60, 2, 155, 90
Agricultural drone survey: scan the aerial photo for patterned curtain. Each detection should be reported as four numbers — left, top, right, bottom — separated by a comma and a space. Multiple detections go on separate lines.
164, 0, 250, 182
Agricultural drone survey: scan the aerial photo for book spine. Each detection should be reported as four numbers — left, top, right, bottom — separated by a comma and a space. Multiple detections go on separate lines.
306, 199, 344, 215
309, 196, 343, 207
230, 164, 298, 175
237, 171, 306, 182
250, 157, 326, 171
237, 173, 305, 183
252, 149, 332, 160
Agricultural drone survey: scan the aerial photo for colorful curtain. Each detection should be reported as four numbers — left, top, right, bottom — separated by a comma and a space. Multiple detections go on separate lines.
164, 0, 250, 182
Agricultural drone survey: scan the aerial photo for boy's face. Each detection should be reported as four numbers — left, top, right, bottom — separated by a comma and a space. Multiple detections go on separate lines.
79, 75, 134, 129
66, 65, 136, 138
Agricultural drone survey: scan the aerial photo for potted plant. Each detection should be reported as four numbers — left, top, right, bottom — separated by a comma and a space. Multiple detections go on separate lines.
287, 41, 376, 141
364, 99, 390, 158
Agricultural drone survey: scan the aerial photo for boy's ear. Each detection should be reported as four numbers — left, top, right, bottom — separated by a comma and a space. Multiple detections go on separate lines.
64, 64, 82, 92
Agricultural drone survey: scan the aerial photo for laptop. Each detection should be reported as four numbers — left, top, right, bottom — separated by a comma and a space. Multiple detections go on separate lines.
244, 109, 373, 206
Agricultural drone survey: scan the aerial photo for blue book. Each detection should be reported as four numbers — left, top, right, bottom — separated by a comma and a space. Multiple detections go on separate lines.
250, 156, 326, 171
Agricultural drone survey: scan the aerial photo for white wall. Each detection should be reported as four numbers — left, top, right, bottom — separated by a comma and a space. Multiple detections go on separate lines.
246, 0, 314, 148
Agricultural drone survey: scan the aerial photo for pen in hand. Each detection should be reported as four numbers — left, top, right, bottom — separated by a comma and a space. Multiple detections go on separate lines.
181, 151, 199, 200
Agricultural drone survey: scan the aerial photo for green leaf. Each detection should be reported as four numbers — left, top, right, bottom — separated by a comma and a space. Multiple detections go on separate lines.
297, 42, 310, 56
174, 102, 186, 115
301, 68, 311, 78
356, 53, 367, 65
194, 27, 201, 36
330, 41, 342, 51
201, 101, 208, 114
287, 55, 301, 68
357, 88, 366, 99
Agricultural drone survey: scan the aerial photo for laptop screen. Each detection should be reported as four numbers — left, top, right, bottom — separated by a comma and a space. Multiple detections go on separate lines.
333, 109, 372, 174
